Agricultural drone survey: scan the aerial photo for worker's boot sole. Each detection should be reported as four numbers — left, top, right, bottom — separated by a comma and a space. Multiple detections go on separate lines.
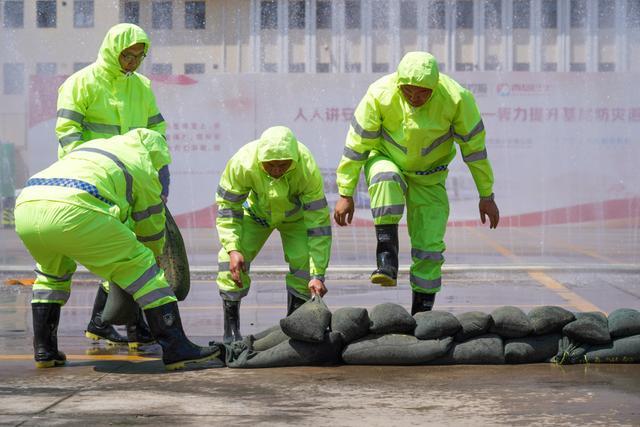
85, 331, 127, 347
35, 359, 65, 368
370, 273, 397, 287
164, 349, 221, 371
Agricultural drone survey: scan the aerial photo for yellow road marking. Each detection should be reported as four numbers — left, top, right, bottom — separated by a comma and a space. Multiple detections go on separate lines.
0, 354, 158, 362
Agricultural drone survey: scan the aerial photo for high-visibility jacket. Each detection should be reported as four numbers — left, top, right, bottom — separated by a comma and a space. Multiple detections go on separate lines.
216, 126, 332, 278
337, 51, 494, 198
16, 129, 170, 256
55, 23, 166, 158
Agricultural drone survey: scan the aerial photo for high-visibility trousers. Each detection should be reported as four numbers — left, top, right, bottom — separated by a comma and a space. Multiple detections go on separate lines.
14, 200, 176, 309
365, 154, 449, 294
217, 213, 312, 302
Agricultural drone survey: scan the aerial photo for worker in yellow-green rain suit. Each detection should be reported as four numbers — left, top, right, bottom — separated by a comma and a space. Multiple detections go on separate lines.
55, 23, 168, 347
14, 129, 221, 371
334, 52, 500, 315
216, 126, 331, 343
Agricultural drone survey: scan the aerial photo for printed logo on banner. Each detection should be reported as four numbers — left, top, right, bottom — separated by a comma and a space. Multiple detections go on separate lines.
496, 83, 551, 96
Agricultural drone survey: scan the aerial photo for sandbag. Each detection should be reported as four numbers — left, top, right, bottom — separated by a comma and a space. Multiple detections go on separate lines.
157, 206, 190, 301
280, 296, 331, 343
454, 311, 493, 342
249, 326, 290, 352
584, 335, 640, 363
528, 306, 575, 335
331, 307, 370, 344
414, 310, 461, 340
504, 334, 561, 364
436, 334, 504, 365
563, 312, 611, 345
369, 303, 416, 334
608, 308, 640, 338
225, 331, 343, 368
102, 281, 138, 325
490, 306, 533, 338
552, 336, 589, 365
342, 334, 453, 365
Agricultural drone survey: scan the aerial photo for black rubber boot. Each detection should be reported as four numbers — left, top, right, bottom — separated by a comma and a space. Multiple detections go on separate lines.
32, 303, 66, 368
286, 293, 307, 316
126, 307, 156, 350
370, 224, 399, 287
84, 285, 127, 345
144, 301, 221, 370
411, 291, 436, 315
222, 300, 242, 344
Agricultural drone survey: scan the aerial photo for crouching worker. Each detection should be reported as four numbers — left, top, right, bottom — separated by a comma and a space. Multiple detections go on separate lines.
14, 129, 221, 370
216, 126, 331, 343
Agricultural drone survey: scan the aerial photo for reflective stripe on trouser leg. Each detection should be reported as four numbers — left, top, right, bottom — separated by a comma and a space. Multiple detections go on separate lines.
364, 155, 406, 225
406, 180, 449, 294
279, 218, 313, 300
216, 213, 273, 300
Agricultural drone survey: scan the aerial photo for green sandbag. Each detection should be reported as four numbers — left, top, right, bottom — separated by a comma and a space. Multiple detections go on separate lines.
249, 324, 282, 341
414, 310, 461, 340
369, 303, 416, 335
584, 335, 640, 363
608, 308, 640, 338
563, 312, 611, 345
552, 336, 588, 365
342, 334, 453, 365
157, 206, 190, 301
102, 281, 137, 325
435, 334, 504, 365
490, 306, 533, 338
331, 307, 370, 344
528, 306, 575, 335
280, 296, 331, 343
225, 331, 343, 368
454, 311, 493, 342
504, 334, 562, 364
251, 327, 289, 352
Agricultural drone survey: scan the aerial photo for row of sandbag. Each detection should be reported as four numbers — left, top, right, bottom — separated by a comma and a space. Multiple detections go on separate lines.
221, 298, 640, 367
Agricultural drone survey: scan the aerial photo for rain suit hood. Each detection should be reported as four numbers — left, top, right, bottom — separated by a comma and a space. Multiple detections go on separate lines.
134, 128, 171, 171
396, 52, 440, 90
96, 23, 150, 76
257, 126, 300, 164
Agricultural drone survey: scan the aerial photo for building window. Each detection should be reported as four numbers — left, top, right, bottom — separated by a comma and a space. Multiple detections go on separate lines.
260, 0, 277, 29
513, 62, 530, 71
345, 0, 361, 29
599, 62, 615, 71
485, 0, 502, 29
36, 62, 57, 75
570, 0, 587, 28
73, 62, 91, 72
288, 0, 305, 29
36, 1, 56, 28
513, 0, 530, 29
152, 1, 172, 29
541, 0, 557, 28
372, 63, 389, 73
316, 62, 330, 73
74, 0, 94, 28
598, 0, 615, 28
456, 63, 474, 71
485, 55, 501, 70
428, 0, 446, 29
261, 63, 277, 72
151, 63, 172, 75
289, 63, 305, 73
400, 0, 417, 29
123, 1, 139, 24
456, 0, 473, 29
629, 0, 640, 28
316, 1, 331, 29
345, 63, 361, 72
570, 62, 586, 71
3, 63, 24, 95
371, 0, 388, 29
542, 62, 557, 71
185, 1, 205, 29
184, 63, 205, 74
3, 1, 23, 28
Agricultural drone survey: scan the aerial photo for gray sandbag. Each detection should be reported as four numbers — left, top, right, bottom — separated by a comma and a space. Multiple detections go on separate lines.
157, 206, 190, 301
504, 334, 561, 364
528, 306, 575, 335
342, 334, 453, 365
225, 331, 343, 368
608, 308, 640, 338
563, 312, 611, 345
490, 306, 533, 338
414, 311, 461, 340
551, 336, 589, 365
331, 307, 370, 344
584, 334, 640, 363
280, 296, 331, 343
454, 311, 493, 342
369, 303, 416, 335
435, 334, 504, 365
251, 324, 282, 342
248, 326, 290, 352
102, 281, 138, 325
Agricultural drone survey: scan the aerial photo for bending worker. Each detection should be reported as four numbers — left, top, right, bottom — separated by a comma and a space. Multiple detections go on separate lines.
55, 23, 169, 347
216, 126, 331, 343
334, 52, 500, 315
14, 129, 220, 371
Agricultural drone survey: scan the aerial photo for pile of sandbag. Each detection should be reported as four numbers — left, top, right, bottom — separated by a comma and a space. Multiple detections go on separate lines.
221, 298, 640, 368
